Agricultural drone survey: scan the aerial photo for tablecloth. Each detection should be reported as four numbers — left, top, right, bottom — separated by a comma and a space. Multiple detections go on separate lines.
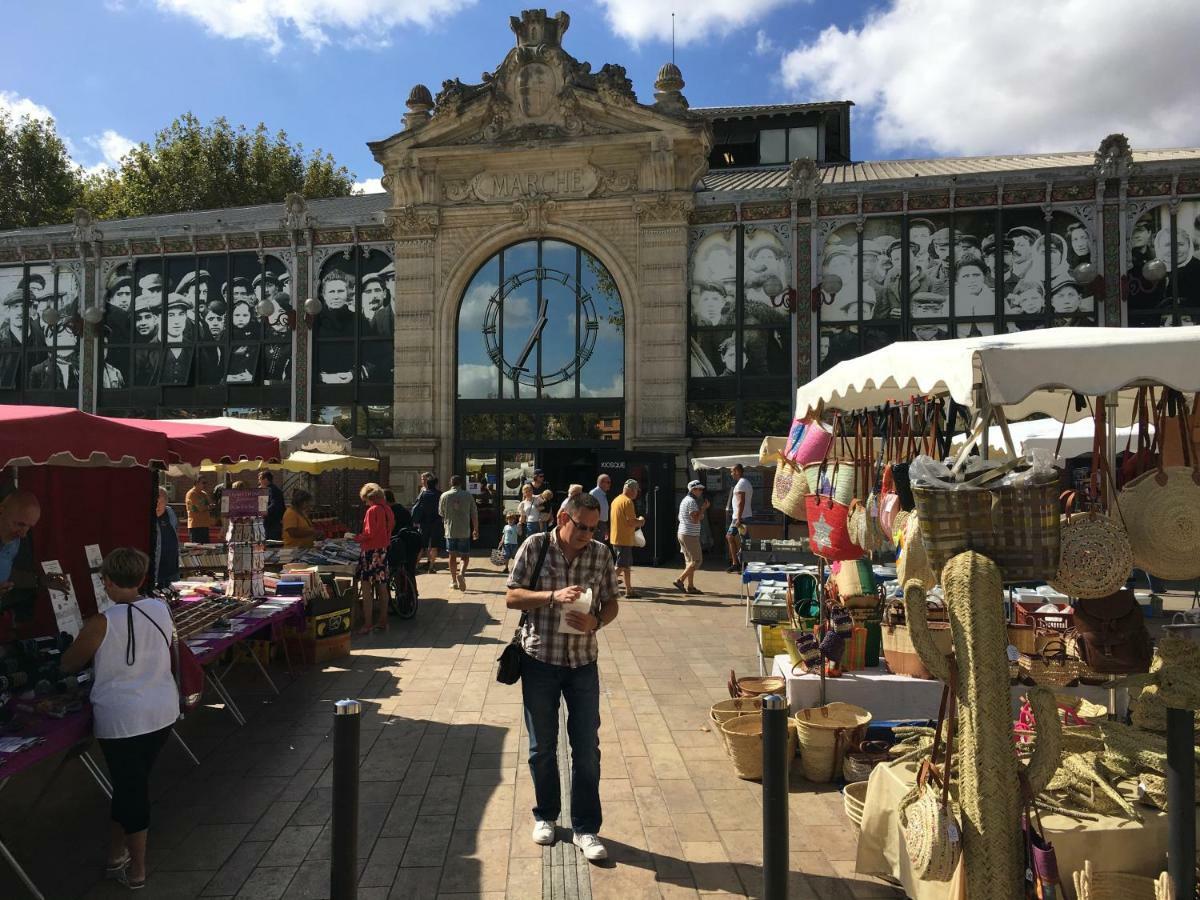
771, 656, 1129, 719
184, 597, 306, 666
856, 759, 1174, 900
0, 705, 93, 781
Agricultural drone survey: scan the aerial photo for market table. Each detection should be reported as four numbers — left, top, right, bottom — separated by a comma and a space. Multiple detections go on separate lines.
771, 655, 1129, 718
857, 759, 1174, 900
0, 706, 108, 900
182, 597, 306, 726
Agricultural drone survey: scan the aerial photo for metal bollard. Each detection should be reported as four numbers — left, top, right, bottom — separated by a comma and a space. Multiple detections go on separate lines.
331, 699, 361, 900
1167, 706, 1196, 900
761, 693, 789, 900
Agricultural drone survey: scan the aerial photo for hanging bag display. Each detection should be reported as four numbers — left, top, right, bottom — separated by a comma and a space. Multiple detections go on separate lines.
1049, 402, 1133, 599
1119, 396, 1200, 580
805, 493, 862, 561
831, 558, 878, 608
787, 417, 833, 465
771, 456, 809, 519
1071, 588, 1153, 675
901, 683, 961, 882
1117, 387, 1155, 488
1158, 390, 1200, 469
896, 511, 937, 590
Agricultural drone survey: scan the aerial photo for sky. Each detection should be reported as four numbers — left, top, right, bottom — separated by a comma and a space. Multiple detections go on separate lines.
3, 0, 1200, 194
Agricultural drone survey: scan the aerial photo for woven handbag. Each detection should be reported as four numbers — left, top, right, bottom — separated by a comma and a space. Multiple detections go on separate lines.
900, 684, 961, 882
832, 558, 877, 608
1019, 638, 1082, 687
896, 512, 937, 590
1120, 401, 1200, 580
1050, 404, 1133, 598
489, 547, 507, 567
788, 418, 833, 465
806, 493, 862, 561
770, 457, 809, 519
758, 435, 787, 466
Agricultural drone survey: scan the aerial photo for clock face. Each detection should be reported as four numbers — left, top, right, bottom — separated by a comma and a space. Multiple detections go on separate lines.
482, 266, 599, 389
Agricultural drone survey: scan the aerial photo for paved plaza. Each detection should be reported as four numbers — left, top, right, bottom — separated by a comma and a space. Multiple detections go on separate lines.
0, 562, 903, 900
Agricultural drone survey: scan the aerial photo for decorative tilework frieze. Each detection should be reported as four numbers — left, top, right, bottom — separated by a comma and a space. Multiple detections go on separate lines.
131, 241, 157, 255
258, 231, 290, 247
691, 206, 737, 225
1001, 186, 1044, 205
955, 189, 997, 208
162, 239, 191, 254
862, 195, 903, 214
907, 192, 950, 211
52, 242, 76, 258
194, 236, 224, 252
1178, 178, 1200, 195
741, 202, 791, 221
315, 229, 353, 245
227, 234, 257, 250
817, 198, 857, 217
1051, 182, 1094, 202
1127, 180, 1171, 198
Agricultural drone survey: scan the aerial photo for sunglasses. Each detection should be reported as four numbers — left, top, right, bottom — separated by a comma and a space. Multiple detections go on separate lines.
567, 516, 598, 534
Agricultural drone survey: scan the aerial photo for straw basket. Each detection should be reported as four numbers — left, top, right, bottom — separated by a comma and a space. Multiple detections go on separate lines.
710, 697, 763, 756
1072, 860, 1172, 900
883, 622, 952, 679
794, 702, 873, 783
843, 780, 869, 828
1049, 510, 1133, 599
771, 457, 809, 519
729, 673, 786, 698
913, 473, 1061, 583
720, 713, 797, 781
1120, 466, 1200, 581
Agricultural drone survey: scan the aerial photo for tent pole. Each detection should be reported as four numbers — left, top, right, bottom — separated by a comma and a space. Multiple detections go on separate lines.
992, 406, 1017, 460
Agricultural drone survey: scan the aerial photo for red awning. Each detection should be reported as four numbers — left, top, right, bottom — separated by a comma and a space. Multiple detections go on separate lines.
0, 405, 172, 469
106, 418, 280, 468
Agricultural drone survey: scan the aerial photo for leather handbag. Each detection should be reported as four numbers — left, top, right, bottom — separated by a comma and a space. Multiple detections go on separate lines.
1158, 391, 1200, 469
495, 535, 550, 685
1072, 589, 1153, 674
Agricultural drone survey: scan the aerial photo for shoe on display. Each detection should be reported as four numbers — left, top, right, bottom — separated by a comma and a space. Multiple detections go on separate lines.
572, 832, 608, 861
532, 820, 556, 845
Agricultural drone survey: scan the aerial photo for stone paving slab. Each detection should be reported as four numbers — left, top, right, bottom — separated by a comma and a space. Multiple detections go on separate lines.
0, 559, 907, 898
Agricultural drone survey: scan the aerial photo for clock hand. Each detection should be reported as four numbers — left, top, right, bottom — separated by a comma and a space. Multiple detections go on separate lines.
513, 298, 549, 372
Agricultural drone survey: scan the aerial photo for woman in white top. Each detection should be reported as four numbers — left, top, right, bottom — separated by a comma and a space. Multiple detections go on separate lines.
518, 483, 540, 538
62, 547, 179, 891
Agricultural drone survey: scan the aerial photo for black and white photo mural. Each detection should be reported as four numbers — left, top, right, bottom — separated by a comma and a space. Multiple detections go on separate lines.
1127, 200, 1200, 327
0, 263, 83, 397
815, 209, 1101, 369
688, 225, 793, 436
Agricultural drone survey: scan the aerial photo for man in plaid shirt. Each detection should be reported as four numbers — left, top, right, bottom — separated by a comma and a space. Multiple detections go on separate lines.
505, 491, 619, 861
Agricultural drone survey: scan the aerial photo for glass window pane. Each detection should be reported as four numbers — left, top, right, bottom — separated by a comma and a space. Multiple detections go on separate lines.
819, 325, 859, 372
909, 215, 950, 319
759, 129, 786, 164
226, 343, 259, 383
102, 263, 134, 343
1175, 200, 1200, 307
862, 218, 904, 322
314, 342, 354, 383
742, 400, 790, 435
743, 228, 790, 327
502, 242, 539, 398
688, 401, 736, 436
1127, 204, 1170, 312
538, 241, 577, 395
359, 404, 393, 438
819, 223, 859, 323
787, 127, 818, 161
197, 255, 228, 343
1000, 208, 1046, 319
690, 329, 736, 377
458, 256, 500, 399
315, 405, 353, 438
579, 250, 623, 398
133, 259, 164, 348
227, 253, 261, 339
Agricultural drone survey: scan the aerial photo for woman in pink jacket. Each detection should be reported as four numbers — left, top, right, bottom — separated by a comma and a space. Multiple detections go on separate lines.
354, 482, 395, 635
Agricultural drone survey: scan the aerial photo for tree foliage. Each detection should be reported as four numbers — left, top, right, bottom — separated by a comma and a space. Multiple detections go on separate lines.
83, 113, 356, 220
0, 111, 83, 231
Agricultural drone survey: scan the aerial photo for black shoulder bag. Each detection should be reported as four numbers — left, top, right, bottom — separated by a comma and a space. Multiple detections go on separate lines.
496, 534, 551, 685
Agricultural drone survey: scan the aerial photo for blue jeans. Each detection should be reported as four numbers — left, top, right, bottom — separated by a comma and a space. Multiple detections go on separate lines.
521, 655, 602, 834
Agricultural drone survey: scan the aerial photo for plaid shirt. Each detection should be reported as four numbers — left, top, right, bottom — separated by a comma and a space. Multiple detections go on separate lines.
507, 530, 618, 668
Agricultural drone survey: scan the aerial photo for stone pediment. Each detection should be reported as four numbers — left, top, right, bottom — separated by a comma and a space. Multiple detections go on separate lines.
368, 9, 711, 207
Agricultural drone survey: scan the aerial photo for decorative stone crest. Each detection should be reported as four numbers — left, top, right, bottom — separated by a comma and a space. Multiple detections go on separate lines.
1093, 133, 1134, 179
386, 205, 439, 238
282, 193, 310, 232
510, 194, 558, 235
71, 208, 100, 244
634, 193, 691, 226
788, 157, 822, 201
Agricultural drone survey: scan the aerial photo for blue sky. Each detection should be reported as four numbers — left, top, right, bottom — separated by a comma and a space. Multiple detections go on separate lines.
4, 0, 1199, 190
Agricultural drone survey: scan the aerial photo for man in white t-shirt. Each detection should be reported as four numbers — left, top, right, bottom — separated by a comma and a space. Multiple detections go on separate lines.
725, 464, 754, 573
589, 474, 611, 543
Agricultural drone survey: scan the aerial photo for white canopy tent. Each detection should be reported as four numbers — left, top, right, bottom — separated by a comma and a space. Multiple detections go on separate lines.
950, 417, 1153, 461
163, 417, 351, 457
690, 454, 768, 471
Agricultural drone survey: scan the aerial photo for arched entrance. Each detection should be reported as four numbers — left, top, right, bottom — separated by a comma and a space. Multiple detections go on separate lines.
455, 238, 626, 547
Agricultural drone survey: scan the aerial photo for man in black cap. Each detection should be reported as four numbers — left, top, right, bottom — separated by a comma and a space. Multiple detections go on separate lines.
133, 291, 162, 344
159, 295, 193, 385
0, 289, 26, 388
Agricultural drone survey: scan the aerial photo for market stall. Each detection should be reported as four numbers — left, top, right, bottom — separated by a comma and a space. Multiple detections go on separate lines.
773, 327, 1200, 898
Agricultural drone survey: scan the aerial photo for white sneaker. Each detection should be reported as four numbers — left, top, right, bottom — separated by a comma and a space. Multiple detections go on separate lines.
572, 832, 608, 861
532, 820, 556, 845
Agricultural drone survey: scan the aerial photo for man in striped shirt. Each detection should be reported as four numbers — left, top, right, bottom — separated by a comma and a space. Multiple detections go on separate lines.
505, 491, 619, 862
673, 480, 709, 594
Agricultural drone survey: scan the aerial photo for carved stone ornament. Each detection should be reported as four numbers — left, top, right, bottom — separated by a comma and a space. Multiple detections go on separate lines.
283, 193, 310, 232
71, 208, 100, 244
633, 193, 691, 225
788, 158, 822, 201
510, 194, 558, 235
386, 206, 439, 238
1093, 133, 1134, 179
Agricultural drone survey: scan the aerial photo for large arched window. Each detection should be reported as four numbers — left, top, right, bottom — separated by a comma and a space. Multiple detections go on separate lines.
457, 239, 624, 404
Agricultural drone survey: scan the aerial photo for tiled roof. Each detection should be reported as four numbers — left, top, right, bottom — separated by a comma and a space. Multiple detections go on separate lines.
697, 147, 1200, 193
0, 192, 393, 242
691, 101, 852, 120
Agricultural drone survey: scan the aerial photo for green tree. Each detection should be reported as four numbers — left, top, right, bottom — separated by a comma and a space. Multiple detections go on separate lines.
0, 111, 83, 231
82, 113, 356, 219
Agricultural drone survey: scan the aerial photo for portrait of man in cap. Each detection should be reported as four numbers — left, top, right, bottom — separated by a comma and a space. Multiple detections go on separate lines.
175, 269, 209, 327
910, 290, 948, 320
689, 281, 734, 327
953, 259, 993, 318
28, 301, 122, 389
223, 277, 252, 306
104, 270, 133, 341
359, 272, 388, 321
1006, 226, 1040, 282
817, 248, 859, 322
690, 233, 736, 325
0, 289, 24, 389
133, 293, 162, 344
164, 293, 192, 344
370, 261, 395, 336
159, 295, 194, 386
742, 238, 790, 325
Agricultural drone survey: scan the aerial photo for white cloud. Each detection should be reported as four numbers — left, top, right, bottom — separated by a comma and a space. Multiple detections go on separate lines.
596, 0, 798, 45
754, 29, 778, 57
0, 90, 54, 124
152, 0, 477, 54
353, 177, 384, 195
780, 0, 1200, 157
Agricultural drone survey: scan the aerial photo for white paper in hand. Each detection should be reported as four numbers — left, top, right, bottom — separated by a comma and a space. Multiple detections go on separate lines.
558, 588, 593, 635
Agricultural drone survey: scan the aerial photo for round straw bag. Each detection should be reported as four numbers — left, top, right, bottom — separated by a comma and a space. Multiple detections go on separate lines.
721, 713, 797, 781
728, 671, 786, 698
794, 702, 872, 783
771, 457, 809, 519
1048, 506, 1133, 599
1120, 465, 1200, 580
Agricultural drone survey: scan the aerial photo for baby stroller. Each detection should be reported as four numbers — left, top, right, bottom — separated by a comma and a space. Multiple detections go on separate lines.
387, 527, 423, 620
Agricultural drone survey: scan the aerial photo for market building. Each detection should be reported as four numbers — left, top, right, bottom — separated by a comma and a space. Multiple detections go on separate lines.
2, 7, 1200, 550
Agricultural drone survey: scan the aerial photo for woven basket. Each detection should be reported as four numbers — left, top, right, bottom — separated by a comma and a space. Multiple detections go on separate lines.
1120, 467, 1200, 581
721, 714, 797, 781
1049, 511, 1133, 599
883, 622, 952, 679
710, 697, 763, 726
771, 458, 809, 519
1072, 860, 1171, 900
732, 675, 786, 697
897, 513, 937, 590
1019, 639, 1082, 687
794, 702, 872, 783
842, 741, 890, 782
843, 780, 869, 828
913, 473, 1061, 583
